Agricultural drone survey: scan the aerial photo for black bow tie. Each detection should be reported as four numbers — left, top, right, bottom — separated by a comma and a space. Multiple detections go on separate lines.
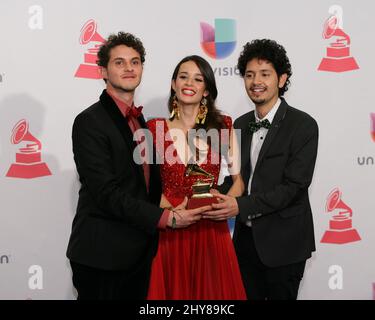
249, 119, 271, 133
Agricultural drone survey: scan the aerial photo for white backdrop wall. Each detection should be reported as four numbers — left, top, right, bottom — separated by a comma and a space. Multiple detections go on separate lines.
0, 0, 374, 300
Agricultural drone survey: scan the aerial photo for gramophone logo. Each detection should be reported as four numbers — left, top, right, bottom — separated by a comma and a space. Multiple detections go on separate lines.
75, 19, 104, 79
318, 5, 359, 72
321, 188, 361, 244
371, 113, 375, 142
6, 119, 52, 179
200, 19, 236, 59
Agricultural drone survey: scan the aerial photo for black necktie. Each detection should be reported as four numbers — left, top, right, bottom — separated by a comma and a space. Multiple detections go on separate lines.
249, 119, 271, 133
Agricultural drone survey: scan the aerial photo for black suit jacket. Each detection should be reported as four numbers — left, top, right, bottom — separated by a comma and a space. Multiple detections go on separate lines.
221, 98, 318, 267
66, 90, 163, 271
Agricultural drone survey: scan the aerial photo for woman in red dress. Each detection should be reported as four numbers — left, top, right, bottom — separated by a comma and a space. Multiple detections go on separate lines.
147, 55, 246, 300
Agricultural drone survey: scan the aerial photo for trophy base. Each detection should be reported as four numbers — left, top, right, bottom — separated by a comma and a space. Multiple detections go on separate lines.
6, 163, 52, 179
318, 57, 359, 72
75, 64, 102, 79
320, 228, 361, 244
187, 197, 218, 209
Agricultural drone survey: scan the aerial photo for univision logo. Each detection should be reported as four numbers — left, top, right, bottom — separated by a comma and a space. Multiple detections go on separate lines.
357, 156, 374, 166
200, 19, 236, 59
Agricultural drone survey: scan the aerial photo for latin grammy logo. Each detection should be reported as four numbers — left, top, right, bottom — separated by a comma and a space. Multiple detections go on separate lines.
371, 113, 375, 142
318, 6, 359, 72
6, 119, 52, 179
74, 19, 105, 79
321, 188, 361, 244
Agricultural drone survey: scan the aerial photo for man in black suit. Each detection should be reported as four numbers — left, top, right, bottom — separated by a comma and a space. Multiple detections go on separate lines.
204, 39, 319, 300
66, 32, 206, 300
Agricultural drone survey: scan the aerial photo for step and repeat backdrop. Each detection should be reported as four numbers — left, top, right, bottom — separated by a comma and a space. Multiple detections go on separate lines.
0, 0, 374, 300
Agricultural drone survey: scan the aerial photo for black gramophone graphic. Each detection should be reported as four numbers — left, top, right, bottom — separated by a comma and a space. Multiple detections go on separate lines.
184, 163, 218, 209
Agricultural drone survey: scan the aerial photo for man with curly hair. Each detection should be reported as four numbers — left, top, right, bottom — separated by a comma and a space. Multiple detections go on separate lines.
205, 39, 319, 300
66, 32, 207, 299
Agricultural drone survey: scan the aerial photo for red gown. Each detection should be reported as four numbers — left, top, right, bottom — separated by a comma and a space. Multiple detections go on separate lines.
147, 116, 246, 300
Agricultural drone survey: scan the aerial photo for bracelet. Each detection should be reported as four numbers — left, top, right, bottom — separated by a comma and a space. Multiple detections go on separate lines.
163, 206, 177, 229
171, 210, 177, 229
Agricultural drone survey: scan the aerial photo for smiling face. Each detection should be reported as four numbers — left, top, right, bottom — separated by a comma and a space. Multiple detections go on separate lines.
244, 58, 287, 109
101, 44, 143, 93
172, 60, 208, 107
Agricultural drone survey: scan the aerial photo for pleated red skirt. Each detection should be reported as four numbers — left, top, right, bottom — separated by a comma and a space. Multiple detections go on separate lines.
147, 197, 247, 300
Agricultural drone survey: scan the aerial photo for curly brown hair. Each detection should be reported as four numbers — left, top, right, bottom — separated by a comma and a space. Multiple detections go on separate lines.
97, 31, 145, 68
237, 39, 292, 96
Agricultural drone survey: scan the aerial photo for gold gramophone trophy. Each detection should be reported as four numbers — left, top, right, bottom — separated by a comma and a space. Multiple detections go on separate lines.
185, 163, 218, 209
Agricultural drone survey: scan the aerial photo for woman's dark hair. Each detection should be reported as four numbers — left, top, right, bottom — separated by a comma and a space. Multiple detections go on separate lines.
97, 31, 146, 67
237, 39, 292, 96
168, 55, 225, 130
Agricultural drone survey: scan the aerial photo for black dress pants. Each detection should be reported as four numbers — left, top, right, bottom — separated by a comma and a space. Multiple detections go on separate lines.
70, 260, 151, 300
234, 225, 306, 300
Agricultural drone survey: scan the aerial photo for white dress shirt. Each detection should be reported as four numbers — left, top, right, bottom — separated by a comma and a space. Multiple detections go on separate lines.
246, 98, 281, 226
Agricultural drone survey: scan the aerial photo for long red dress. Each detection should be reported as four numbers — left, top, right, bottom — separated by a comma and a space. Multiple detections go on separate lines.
147, 116, 246, 300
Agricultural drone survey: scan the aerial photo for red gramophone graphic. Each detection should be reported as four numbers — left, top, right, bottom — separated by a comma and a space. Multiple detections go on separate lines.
318, 14, 359, 72
371, 113, 375, 142
321, 188, 361, 244
6, 119, 52, 179
74, 19, 105, 79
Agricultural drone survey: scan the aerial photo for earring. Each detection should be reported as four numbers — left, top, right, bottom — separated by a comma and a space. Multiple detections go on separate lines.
196, 97, 208, 124
170, 95, 180, 120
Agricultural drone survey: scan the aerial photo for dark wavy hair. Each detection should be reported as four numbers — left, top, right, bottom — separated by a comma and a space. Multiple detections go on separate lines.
168, 55, 224, 130
97, 31, 146, 68
237, 39, 292, 96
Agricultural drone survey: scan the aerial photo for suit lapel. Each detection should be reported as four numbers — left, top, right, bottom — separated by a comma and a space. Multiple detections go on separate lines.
137, 113, 147, 129
100, 90, 136, 150
255, 99, 288, 168
138, 113, 161, 193
99, 90, 146, 188
238, 111, 254, 185
241, 112, 254, 165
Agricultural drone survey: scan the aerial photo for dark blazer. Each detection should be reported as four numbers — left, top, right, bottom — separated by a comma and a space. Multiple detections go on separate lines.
66, 90, 163, 271
221, 98, 318, 267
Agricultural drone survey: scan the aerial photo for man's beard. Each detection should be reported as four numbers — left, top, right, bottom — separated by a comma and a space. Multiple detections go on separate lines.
250, 96, 266, 106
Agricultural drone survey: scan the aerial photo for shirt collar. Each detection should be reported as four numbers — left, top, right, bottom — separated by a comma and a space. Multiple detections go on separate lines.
255, 98, 281, 124
106, 89, 134, 118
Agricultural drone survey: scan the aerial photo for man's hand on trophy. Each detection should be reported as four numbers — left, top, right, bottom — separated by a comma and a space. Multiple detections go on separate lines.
203, 193, 239, 220
167, 199, 212, 229
209, 188, 220, 195
174, 197, 188, 210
